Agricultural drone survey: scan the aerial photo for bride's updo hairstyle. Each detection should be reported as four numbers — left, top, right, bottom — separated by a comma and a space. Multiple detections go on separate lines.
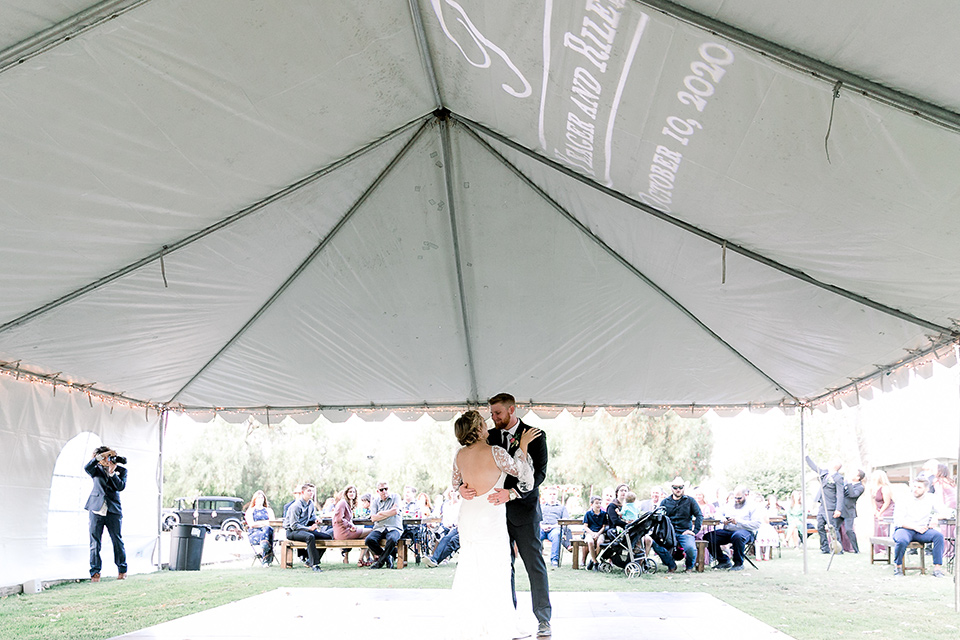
455, 410, 484, 446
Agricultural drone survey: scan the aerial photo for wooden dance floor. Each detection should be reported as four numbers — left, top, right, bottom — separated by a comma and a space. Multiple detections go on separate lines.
113, 588, 792, 639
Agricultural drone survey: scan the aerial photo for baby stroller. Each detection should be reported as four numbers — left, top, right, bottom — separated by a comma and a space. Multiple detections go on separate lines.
597, 508, 671, 577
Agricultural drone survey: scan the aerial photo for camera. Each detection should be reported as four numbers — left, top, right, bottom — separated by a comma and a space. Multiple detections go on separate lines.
109, 455, 127, 465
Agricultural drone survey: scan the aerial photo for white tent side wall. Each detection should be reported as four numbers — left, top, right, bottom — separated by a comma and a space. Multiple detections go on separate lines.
0, 374, 160, 587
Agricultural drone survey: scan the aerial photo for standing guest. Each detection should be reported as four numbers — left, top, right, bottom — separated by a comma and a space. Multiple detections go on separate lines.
840, 470, 865, 553
930, 463, 957, 511
806, 456, 844, 554
652, 477, 702, 573
931, 463, 957, 545
539, 487, 569, 569
84, 446, 127, 582
245, 490, 276, 566
704, 486, 760, 571
333, 484, 372, 565
892, 478, 948, 577
754, 494, 781, 561
785, 490, 805, 549
621, 491, 640, 522
870, 469, 895, 554
283, 483, 328, 572
366, 481, 403, 569
582, 496, 608, 571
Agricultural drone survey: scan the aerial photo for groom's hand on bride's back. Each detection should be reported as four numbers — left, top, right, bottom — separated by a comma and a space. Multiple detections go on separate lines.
459, 484, 477, 500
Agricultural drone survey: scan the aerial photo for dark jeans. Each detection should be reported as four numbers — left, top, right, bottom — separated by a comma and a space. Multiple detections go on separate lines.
430, 526, 460, 564
653, 532, 697, 571
285, 529, 329, 567
539, 526, 563, 565
893, 527, 944, 566
704, 528, 755, 567
89, 511, 126, 576
366, 528, 402, 563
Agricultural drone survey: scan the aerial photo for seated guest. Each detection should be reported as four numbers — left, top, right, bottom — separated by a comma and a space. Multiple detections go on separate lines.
692, 486, 714, 519
582, 495, 609, 571
283, 483, 329, 572
355, 493, 372, 519
639, 486, 664, 513
892, 478, 948, 577
245, 490, 276, 566
622, 491, 640, 522
366, 480, 403, 569
652, 477, 702, 573
606, 484, 630, 539
601, 486, 616, 510
333, 484, 373, 565
425, 491, 461, 568
704, 485, 760, 571
539, 486, 569, 568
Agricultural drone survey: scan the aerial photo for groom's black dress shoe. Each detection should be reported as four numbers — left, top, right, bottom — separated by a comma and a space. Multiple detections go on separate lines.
537, 621, 551, 637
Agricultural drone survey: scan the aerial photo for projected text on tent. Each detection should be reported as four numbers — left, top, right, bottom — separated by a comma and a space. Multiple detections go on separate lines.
638, 43, 734, 212
553, 0, 631, 178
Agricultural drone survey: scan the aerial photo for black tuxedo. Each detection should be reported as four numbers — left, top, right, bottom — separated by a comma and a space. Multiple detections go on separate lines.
84, 458, 127, 576
488, 419, 551, 624
806, 456, 844, 553
840, 480, 865, 553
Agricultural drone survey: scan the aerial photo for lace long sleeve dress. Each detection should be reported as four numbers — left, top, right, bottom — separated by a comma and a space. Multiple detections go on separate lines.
450, 445, 535, 640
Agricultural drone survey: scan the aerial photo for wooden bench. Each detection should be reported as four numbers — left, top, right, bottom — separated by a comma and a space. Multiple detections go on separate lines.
279, 538, 408, 569
869, 536, 925, 574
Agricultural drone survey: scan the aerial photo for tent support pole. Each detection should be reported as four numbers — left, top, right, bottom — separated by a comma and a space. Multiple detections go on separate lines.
408, 0, 443, 109
955, 343, 960, 612
438, 116, 479, 403
800, 406, 808, 575
156, 408, 168, 573
636, 0, 960, 134
0, 116, 430, 338
167, 119, 432, 403
462, 122, 798, 402
454, 114, 957, 341
0, 0, 151, 75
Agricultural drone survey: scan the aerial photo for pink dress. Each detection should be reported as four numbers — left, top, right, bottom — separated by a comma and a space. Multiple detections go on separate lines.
332, 499, 367, 539
873, 487, 894, 551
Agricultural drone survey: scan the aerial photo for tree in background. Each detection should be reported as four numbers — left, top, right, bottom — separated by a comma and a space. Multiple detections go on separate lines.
163, 415, 459, 508
549, 409, 713, 497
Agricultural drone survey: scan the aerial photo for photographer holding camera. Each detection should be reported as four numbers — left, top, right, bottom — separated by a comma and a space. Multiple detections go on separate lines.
84, 445, 128, 582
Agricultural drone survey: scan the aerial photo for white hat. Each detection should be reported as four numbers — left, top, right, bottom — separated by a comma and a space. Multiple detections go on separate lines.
671, 476, 685, 487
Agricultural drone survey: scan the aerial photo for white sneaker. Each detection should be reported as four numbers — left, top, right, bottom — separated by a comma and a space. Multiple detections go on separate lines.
424, 557, 438, 568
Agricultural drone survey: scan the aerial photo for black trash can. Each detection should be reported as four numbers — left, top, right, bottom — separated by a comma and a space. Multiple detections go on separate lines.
169, 524, 207, 570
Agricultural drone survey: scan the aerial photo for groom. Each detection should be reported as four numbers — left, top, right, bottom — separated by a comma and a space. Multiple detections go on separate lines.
487, 392, 552, 638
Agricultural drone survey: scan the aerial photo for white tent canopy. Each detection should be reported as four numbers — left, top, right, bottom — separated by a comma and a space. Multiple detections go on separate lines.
1, 0, 959, 416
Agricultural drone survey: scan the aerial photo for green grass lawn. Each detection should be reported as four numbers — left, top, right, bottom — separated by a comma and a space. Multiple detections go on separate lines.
1, 547, 957, 640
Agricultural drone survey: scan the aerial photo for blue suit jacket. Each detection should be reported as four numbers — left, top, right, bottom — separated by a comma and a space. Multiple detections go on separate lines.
84, 458, 126, 515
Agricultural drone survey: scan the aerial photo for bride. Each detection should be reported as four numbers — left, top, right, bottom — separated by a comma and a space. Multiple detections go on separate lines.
450, 410, 541, 640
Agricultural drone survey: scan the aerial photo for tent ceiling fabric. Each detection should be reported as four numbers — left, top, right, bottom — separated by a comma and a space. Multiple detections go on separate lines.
1, 0, 959, 414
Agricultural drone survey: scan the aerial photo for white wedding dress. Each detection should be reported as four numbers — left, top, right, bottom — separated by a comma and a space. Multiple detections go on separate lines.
450, 446, 534, 640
